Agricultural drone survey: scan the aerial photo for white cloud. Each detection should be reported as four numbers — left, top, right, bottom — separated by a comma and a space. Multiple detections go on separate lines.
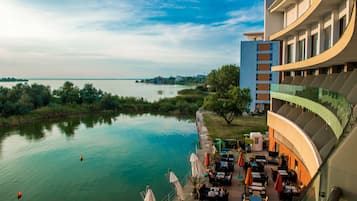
0, 0, 264, 78
213, 4, 263, 27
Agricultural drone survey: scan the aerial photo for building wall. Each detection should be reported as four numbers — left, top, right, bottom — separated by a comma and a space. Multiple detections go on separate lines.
264, 0, 284, 40
265, 0, 357, 198
240, 40, 280, 112
268, 126, 312, 186
269, 0, 353, 66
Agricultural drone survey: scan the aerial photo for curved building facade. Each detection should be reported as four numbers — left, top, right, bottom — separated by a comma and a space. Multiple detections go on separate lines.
264, 0, 357, 200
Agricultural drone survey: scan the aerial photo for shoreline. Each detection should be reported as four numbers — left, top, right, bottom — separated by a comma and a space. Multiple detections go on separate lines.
181, 110, 213, 200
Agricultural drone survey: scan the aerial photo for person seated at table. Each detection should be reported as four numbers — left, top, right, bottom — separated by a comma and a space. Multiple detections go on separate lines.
208, 170, 216, 183
198, 183, 207, 192
224, 172, 232, 185
207, 189, 216, 200
220, 161, 228, 168
216, 188, 224, 201
198, 184, 207, 200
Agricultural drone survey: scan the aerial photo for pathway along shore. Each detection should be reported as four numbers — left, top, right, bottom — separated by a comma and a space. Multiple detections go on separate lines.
181, 111, 213, 201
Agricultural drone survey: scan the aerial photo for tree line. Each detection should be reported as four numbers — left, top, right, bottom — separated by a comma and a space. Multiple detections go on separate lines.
0, 81, 206, 122
0, 64, 252, 126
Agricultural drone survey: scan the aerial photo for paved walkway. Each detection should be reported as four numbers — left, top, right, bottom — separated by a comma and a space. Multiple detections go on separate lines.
181, 111, 280, 201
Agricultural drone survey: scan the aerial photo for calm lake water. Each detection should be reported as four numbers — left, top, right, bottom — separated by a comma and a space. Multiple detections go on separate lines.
0, 114, 198, 201
0, 79, 192, 102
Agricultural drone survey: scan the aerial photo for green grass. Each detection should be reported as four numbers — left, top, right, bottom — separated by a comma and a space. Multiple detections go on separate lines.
203, 112, 267, 140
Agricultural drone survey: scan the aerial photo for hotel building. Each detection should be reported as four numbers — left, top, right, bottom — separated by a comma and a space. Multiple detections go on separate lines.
240, 32, 280, 112
265, 0, 357, 200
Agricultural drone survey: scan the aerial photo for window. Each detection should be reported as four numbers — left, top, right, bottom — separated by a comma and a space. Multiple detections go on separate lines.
287, 44, 294, 63
307, 69, 315, 75
275, 143, 280, 152
339, 15, 346, 38
295, 70, 303, 76
324, 26, 331, 50
311, 34, 318, 57
298, 39, 306, 61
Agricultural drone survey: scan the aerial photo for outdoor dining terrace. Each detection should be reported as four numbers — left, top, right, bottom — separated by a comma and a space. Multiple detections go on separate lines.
184, 146, 305, 201
190, 112, 302, 201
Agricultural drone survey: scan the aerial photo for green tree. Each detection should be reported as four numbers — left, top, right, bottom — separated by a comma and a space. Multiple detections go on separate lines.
204, 86, 251, 124
53, 82, 80, 104
206, 64, 240, 94
100, 94, 119, 110
80, 83, 103, 104
27, 84, 51, 108
204, 64, 250, 124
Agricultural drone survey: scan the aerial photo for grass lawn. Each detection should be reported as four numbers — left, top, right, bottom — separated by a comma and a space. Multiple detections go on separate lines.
202, 112, 267, 140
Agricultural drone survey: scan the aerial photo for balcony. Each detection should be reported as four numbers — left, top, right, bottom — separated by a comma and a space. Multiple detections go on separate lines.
271, 84, 351, 138
272, 1, 357, 71
269, 0, 297, 13
268, 111, 322, 176
269, 0, 346, 40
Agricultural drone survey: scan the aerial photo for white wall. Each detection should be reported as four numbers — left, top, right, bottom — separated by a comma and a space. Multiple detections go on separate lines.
264, 0, 284, 40
298, 0, 310, 17
286, 5, 297, 26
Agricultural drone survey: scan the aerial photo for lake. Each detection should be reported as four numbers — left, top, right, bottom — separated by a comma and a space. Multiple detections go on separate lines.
0, 79, 192, 102
0, 114, 198, 201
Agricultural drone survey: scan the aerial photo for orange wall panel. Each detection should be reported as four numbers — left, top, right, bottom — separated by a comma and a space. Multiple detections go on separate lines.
269, 127, 275, 152
256, 94, 269, 100
257, 84, 270, 91
258, 53, 271, 61
258, 43, 271, 51
257, 74, 270, 81
258, 64, 271, 71
275, 141, 312, 186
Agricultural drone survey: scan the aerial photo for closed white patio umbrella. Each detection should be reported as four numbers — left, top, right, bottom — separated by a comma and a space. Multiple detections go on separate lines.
212, 144, 217, 155
144, 187, 156, 201
169, 171, 185, 201
189, 153, 205, 178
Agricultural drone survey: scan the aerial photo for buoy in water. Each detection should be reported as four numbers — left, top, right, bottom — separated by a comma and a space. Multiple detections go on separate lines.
17, 191, 22, 199
80, 155, 83, 161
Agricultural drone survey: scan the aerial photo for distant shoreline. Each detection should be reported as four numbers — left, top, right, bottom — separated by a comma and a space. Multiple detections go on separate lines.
28, 78, 144, 81
0, 78, 28, 82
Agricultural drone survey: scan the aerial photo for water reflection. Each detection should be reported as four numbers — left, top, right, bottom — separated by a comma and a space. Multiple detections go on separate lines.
0, 113, 194, 158
0, 113, 121, 156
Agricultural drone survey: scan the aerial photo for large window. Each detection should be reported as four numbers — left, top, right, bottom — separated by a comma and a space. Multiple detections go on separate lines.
339, 15, 346, 38
298, 39, 306, 61
311, 34, 318, 57
287, 44, 294, 63
324, 26, 331, 50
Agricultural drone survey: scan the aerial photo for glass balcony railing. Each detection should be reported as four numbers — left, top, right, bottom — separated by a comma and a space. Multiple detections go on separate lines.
271, 84, 351, 133
295, 112, 354, 201
271, 83, 354, 201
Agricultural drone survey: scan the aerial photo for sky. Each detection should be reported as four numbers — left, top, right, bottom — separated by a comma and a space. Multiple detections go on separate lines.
0, 0, 264, 78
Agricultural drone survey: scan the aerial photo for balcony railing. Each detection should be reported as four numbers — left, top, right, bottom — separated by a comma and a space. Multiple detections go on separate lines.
295, 105, 355, 201
271, 83, 355, 201
271, 84, 351, 137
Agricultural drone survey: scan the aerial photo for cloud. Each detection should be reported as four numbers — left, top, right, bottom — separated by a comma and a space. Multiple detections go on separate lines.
212, 4, 264, 27
0, 0, 264, 78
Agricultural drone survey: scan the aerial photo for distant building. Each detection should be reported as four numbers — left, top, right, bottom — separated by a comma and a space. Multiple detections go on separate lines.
240, 32, 280, 112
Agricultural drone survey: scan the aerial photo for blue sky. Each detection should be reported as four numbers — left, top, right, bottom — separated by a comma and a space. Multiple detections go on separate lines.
0, 0, 264, 78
